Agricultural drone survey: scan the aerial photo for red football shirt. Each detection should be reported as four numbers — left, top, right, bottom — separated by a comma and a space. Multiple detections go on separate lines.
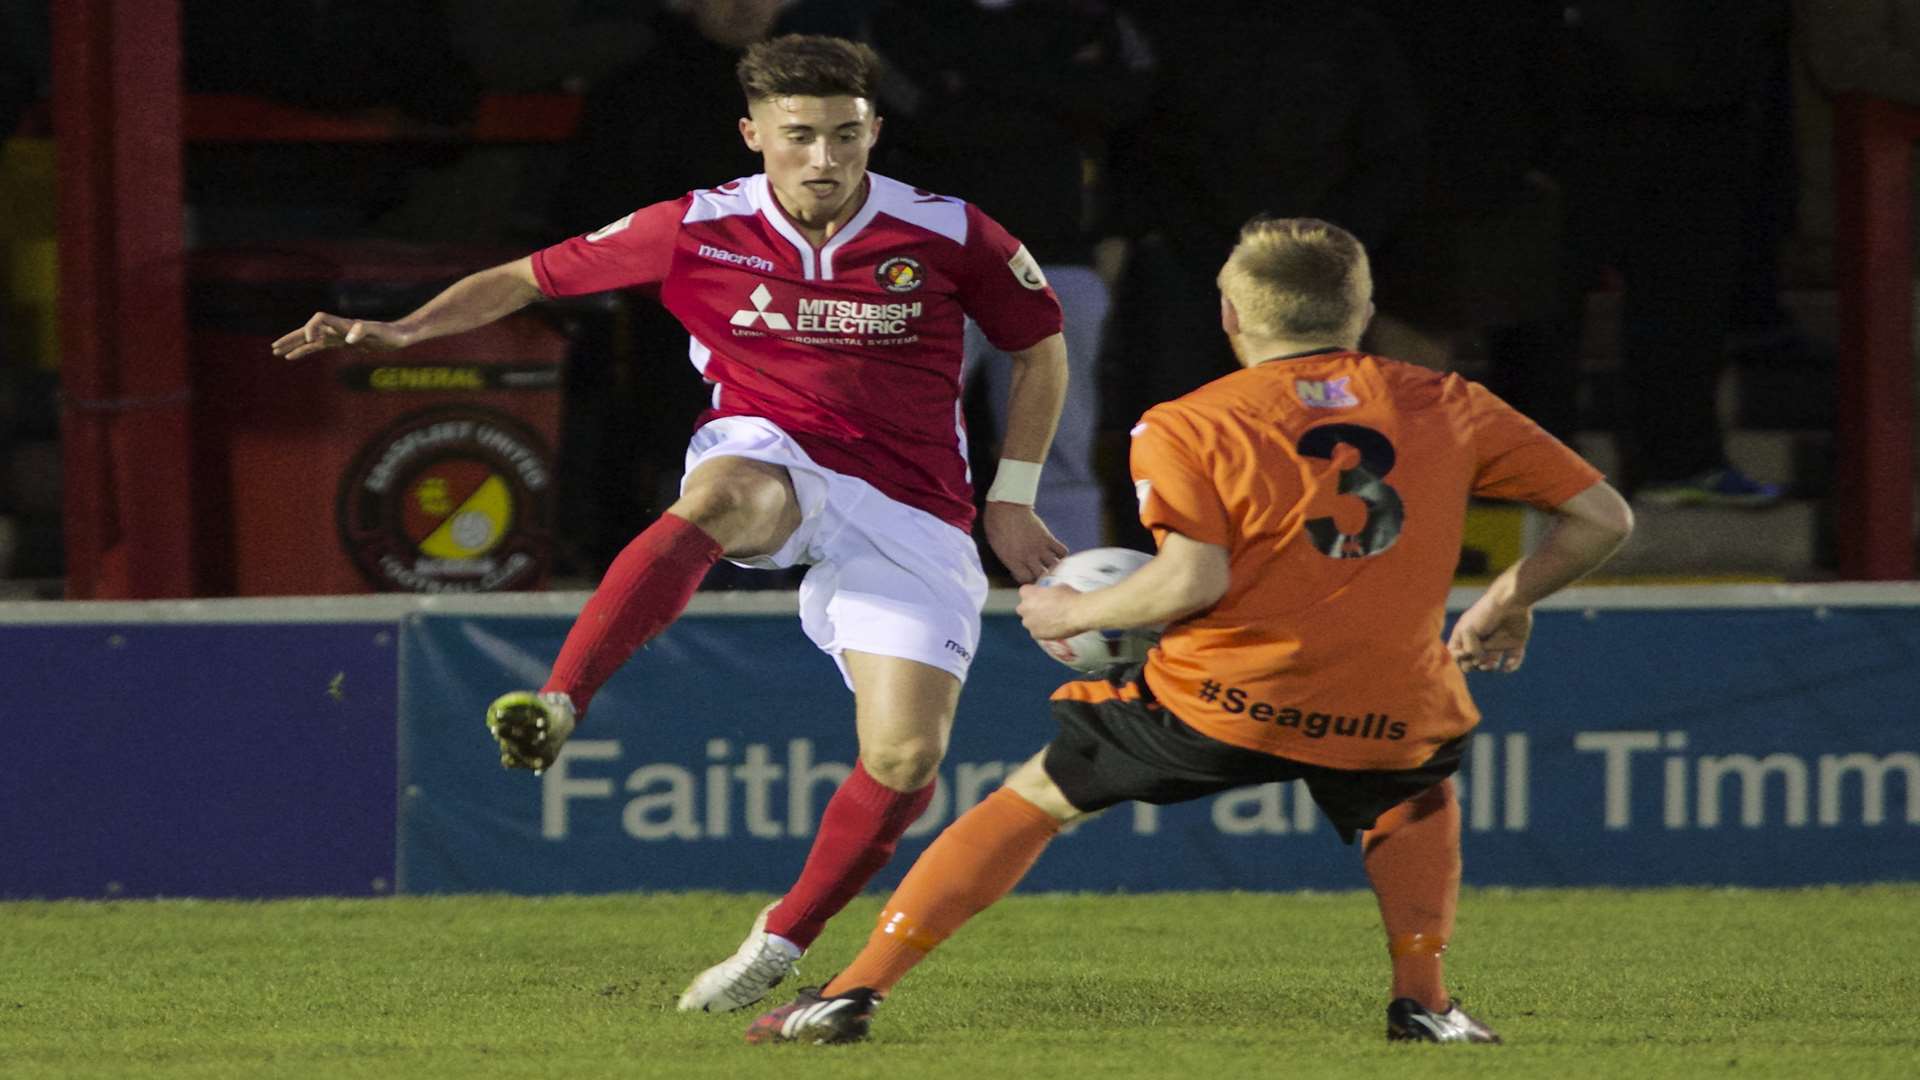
532, 171, 1065, 531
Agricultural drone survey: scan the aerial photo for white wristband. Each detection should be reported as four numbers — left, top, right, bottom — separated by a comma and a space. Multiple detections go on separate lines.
986, 458, 1043, 504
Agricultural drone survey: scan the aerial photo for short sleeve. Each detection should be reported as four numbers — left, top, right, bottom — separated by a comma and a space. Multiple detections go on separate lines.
530, 197, 687, 298
1468, 381, 1606, 508
954, 203, 1065, 353
1129, 406, 1232, 547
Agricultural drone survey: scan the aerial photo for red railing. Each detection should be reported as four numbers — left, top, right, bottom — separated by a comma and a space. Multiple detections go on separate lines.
21, 92, 583, 143
1831, 94, 1919, 580
182, 92, 582, 144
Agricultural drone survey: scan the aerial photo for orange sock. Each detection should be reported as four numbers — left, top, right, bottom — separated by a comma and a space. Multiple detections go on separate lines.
1361, 779, 1461, 1012
823, 787, 1061, 997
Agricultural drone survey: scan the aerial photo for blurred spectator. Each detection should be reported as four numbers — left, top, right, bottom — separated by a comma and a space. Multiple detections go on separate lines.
1362, 2, 1574, 438
1101, 0, 1425, 423
1795, 0, 1920, 105
376, 2, 662, 244
182, 0, 485, 242
1729, 3, 1810, 356
1547, 0, 1785, 506
553, 0, 772, 236
866, 0, 1154, 554
0, 0, 53, 580
447, 1, 657, 94
1095, 0, 1423, 551
547, 0, 782, 575
0, 0, 37, 141
1721, 2, 1832, 430
777, 0, 887, 37
184, 0, 481, 126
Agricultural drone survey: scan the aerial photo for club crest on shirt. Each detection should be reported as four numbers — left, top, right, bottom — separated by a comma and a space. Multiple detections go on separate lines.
876, 255, 925, 293
1296, 376, 1359, 408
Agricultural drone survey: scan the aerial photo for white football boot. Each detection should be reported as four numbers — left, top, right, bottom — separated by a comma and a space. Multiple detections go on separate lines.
1386, 997, 1503, 1043
677, 902, 804, 1012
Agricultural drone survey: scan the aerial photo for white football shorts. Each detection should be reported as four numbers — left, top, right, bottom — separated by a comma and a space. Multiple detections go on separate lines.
683, 416, 989, 687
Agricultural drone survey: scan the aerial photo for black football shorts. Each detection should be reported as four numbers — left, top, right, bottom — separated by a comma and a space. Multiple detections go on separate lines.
1043, 663, 1467, 844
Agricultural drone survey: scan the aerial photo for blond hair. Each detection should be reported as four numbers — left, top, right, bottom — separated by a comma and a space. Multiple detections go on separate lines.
1216, 217, 1372, 341
737, 34, 884, 104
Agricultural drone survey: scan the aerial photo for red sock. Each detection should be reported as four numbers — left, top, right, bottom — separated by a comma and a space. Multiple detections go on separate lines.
763, 762, 935, 950
541, 513, 722, 714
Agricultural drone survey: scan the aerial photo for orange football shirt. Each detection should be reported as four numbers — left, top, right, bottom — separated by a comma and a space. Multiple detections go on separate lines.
1129, 349, 1603, 771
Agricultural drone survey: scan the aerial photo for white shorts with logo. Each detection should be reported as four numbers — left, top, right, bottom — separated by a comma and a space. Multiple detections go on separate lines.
683, 416, 988, 688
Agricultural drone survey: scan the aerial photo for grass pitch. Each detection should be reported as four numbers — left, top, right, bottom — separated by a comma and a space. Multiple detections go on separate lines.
3, 886, 1916, 1079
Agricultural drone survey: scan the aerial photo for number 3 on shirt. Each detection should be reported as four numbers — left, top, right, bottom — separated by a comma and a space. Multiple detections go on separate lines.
1295, 424, 1404, 559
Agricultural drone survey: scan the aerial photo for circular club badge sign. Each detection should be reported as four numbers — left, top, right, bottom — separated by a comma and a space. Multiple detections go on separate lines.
337, 407, 555, 592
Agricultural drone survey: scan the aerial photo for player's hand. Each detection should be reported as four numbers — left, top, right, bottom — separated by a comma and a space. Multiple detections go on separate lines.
983, 502, 1068, 584
1017, 582, 1085, 642
271, 312, 409, 360
1448, 595, 1533, 673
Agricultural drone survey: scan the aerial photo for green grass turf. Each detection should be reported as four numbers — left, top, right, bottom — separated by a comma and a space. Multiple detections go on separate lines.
2, 886, 1916, 1079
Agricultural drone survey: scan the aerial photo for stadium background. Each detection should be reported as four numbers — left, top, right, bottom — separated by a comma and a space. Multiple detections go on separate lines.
0, 0, 1915, 920
5, 7, 1920, 1075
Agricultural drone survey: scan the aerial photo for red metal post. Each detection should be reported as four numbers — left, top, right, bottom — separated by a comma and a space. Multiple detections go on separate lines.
51, 0, 196, 597
1831, 95, 1918, 581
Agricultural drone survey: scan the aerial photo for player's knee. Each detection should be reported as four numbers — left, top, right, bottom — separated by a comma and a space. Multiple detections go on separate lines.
680, 473, 778, 524
1407, 779, 1457, 817
675, 462, 796, 551
1002, 753, 1083, 823
861, 741, 944, 791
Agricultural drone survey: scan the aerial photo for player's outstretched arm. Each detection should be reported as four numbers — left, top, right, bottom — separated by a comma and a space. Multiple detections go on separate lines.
984, 332, 1071, 582
1450, 481, 1634, 673
270, 256, 544, 361
1019, 531, 1229, 641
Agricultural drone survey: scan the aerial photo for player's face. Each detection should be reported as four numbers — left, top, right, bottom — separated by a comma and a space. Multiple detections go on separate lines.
740, 95, 881, 228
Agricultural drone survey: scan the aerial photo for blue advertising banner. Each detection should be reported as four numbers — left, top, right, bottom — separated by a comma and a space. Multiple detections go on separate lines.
0, 619, 399, 899
397, 602, 1920, 894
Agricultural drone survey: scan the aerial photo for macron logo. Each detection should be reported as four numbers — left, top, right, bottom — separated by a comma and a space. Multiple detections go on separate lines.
1296, 377, 1358, 408
698, 244, 776, 272
729, 284, 792, 330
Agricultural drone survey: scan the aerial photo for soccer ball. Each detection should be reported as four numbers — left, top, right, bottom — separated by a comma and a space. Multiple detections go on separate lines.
1033, 547, 1162, 674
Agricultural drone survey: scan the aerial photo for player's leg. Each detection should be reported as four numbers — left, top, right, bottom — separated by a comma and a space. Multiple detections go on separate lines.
1362, 779, 1460, 1012
678, 652, 962, 1012
744, 750, 1080, 1044
763, 650, 958, 945
549, 455, 801, 705
487, 456, 800, 768
748, 667, 1253, 1043
821, 749, 1080, 992
685, 469, 989, 1013
1360, 778, 1500, 1043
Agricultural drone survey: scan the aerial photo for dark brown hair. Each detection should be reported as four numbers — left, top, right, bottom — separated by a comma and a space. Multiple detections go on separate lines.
737, 34, 883, 103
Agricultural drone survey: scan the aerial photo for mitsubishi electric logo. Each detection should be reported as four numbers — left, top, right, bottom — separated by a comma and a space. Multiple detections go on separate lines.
730, 284, 792, 330
726, 285, 925, 345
